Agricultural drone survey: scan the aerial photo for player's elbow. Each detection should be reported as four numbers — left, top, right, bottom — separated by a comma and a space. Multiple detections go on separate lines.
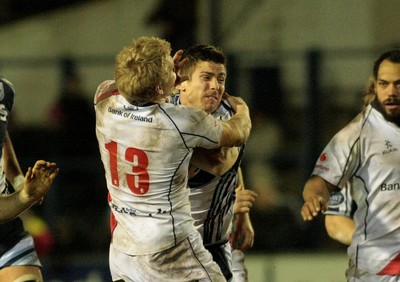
325, 216, 353, 246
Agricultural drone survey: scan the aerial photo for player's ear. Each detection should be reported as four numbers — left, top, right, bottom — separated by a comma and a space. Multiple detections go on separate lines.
155, 85, 164, 95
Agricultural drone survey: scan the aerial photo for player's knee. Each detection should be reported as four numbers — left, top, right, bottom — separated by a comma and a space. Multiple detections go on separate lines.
12, 274, 43, 282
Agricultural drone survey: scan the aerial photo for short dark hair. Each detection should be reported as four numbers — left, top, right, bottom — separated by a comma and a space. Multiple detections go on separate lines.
180, 44, 227, 76
373, 49, 400, 79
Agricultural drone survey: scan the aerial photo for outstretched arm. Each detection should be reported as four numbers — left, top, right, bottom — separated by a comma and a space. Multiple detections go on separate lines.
0, 160, 59, 224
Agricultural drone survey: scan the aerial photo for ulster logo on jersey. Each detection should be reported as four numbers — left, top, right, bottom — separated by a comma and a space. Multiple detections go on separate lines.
327, 190, 345, 207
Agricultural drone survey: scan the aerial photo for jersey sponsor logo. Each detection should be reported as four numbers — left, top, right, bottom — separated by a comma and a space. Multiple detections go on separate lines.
108, 106, 153, 123
110, 202, 167, 217
314, 164, 329, 171
315, 152, 329, 171
383, 140, 398, 155
123, 105, 139, 111
319, 153, 327, 162
327, 191, 344, 207
380, 182, 400, 191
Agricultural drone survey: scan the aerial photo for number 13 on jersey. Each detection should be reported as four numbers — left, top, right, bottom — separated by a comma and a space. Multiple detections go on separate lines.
105, 140, 150, 195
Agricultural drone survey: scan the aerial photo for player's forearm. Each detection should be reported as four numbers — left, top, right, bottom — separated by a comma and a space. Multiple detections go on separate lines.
302, 175, 332, 202
0, 191, 34, 224
3, 131, 23, 185
220, 112, 251, 147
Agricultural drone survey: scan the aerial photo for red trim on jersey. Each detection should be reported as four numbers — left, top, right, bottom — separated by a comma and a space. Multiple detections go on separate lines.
378, 253, 400, 275
108, 192, 118, 236
96, 89, 120, 104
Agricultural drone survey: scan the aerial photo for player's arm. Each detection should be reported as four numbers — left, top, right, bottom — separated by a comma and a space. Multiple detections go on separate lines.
325, 214, 354, 246
0, 160, 59, 224
218, 94, 251, 147
232, 168, 257, 251
189, 147, 239, 176
301, 175, 336, 221
3, 131, 24, 190
234, 168, 257, 214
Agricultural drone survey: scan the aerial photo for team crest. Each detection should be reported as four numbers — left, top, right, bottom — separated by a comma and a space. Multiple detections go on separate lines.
327, 190, 344, 207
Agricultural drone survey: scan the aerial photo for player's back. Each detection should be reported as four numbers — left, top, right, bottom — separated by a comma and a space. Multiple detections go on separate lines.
94, 80, 223, 255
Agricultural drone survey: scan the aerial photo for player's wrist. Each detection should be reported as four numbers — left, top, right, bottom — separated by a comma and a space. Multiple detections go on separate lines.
12, 174, 24, 191
18, 189, 36, 206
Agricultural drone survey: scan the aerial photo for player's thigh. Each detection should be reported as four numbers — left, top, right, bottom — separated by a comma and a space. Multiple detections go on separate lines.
0, 265, 43, 282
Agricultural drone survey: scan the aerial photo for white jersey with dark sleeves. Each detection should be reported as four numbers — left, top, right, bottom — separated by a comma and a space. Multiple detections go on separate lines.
94, 80, 224, 256
312, 104, 400, 275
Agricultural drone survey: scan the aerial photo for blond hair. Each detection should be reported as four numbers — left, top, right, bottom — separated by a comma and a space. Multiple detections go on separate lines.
115, 36, 172, 104
362, 76, 375, 108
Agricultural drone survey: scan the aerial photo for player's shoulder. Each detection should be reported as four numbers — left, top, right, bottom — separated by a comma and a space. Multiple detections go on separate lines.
94, 80, 119, 104
0, 77, 14, 88
96, 80, 117, 94
0, 77, 16, 101
0, 77, 15, 92
334, 106, 372, 137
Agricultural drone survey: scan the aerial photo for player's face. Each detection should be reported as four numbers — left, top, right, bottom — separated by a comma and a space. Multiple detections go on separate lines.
180, 61, 226, 113
375, 60, 400, 121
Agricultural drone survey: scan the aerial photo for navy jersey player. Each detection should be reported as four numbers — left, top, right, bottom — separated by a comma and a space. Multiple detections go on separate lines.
0, 77, 59, 282
301, 49, 400, 281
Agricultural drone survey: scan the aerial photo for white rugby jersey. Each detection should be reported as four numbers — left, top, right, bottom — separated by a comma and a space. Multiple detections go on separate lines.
312, 103, 400, 275
172, 95, 243, 245
94, 80, 224, 255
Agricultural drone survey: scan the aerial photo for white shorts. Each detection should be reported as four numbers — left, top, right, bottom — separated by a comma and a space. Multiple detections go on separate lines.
231, 249, 248, 282
346, 260, 400, 282
0, 235, 41, 269
109, 231, 226, 282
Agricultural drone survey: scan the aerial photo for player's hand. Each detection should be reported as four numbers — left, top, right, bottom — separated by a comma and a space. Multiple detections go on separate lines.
223, 92, 247, 113
234, 187, 257, 214
232, 213, 254, 251
300, 195, 327, 221
223, 92, 245, 109
21, 160, 59, 205
172, 50, 189, 86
